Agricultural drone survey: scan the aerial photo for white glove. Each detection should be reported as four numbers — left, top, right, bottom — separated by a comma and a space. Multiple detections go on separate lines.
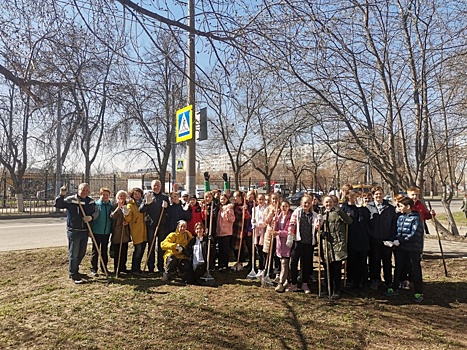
251, 218, 257, 229
121, 206, 129, 216
60, 186, 67, 196
162, 200, 168, 208
145, 193, 153, 205
393, 240, 400, 247
383, 241, 394, 247
176, 244, 183, 252
286, 235, 294, 248
83, 215, 92, 223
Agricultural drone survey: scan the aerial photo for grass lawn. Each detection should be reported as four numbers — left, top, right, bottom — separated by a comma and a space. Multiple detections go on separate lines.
0, 246, 466, 350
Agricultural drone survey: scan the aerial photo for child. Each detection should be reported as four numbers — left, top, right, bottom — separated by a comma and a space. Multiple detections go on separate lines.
187, 195, 203, 234
385, 197, 425, 302
185, 222, 212, 284
406, 186, 436, 223
274, 200, 293, 292
320, 195, 353, 299
253, 194, 268, 277
286, 194, 319, 294
340, 191, 370, 289
216, 193, 235, 270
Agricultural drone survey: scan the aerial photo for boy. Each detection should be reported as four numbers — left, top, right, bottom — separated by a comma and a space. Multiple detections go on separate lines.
385, 197, 425, 302
406, 186, 436, 223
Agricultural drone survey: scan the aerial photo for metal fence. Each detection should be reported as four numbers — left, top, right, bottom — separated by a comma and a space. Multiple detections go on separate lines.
0, 171, 296, 217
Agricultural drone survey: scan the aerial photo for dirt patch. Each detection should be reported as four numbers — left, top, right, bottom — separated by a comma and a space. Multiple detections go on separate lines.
0, 247, 466, 349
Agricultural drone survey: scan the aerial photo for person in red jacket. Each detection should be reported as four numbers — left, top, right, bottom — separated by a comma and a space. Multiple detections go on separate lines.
406, 186, 436, 223
187, 195, 203, 235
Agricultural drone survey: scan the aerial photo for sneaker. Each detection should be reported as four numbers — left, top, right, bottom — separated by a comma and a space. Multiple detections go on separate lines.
401, 280, 411, 290
285, 284, 298, 292
90, 270, 98, 277
161, 273, 169, 282
370, 280, 380, 290
275, 283, 285, 293
256, 269, 264, 278
302, 283, 311, 294
73, 278, 84, 284
413, 293, 424, 303
384, 288, 400, 296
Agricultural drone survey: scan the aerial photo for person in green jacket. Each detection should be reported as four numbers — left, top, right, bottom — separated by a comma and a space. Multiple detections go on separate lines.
321, 195, 353, 299
90, 187, 113, 276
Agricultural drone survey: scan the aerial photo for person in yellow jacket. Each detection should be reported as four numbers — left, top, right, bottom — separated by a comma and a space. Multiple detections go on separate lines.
123, 188, 147, 274
160, 220, 193, 282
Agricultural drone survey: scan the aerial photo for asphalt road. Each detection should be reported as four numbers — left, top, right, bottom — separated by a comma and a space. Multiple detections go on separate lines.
0, 216, 71, 252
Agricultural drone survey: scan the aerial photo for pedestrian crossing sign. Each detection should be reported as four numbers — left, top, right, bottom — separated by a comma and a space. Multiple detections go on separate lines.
176, 159, 184, 171
176, 105, 193, 143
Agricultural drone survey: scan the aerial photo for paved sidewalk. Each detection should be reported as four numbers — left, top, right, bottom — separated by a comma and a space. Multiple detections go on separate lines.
423, 221, 467, 258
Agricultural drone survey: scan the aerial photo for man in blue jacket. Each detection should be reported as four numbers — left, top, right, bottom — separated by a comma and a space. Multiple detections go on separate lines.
54, 183, 99, 284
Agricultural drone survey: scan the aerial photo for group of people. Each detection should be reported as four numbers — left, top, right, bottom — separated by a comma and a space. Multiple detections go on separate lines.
55, 179, 434, 303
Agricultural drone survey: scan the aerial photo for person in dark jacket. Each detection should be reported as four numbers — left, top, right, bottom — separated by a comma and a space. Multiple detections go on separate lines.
385, 197, 425, 302
340, 191, 370, 289
167, 192, 192, 234
139, 180, 169, 273
54, 183, 99, 284
366, 186, 397, 290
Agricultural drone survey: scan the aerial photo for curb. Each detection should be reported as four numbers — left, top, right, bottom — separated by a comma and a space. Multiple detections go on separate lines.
0, 212, 67, 220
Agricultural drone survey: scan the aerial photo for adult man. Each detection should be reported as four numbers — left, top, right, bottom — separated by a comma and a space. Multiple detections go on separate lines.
139, 179, 169, 273
54, 183, 99, 284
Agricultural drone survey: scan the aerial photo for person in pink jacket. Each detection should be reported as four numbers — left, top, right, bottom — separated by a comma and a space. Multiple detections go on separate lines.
216, 193, 235, 270
274, 200, 293, 292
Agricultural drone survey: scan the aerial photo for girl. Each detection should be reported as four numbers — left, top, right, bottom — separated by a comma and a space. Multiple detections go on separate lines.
216, 193, 235, 270
274, 200, 293, 293
110, 190, 131, 275
286, 194, 319, 294
263, 193, 281, 279
321, 195, 353, 299
231, 191, 251, 268
253, 194, 268, 277
123, 188, 147, 274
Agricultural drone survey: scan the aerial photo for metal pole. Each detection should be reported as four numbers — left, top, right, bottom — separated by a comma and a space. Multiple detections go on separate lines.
55, 91, 62, 212
186, 0, 196, 195
171, 85, 176, 193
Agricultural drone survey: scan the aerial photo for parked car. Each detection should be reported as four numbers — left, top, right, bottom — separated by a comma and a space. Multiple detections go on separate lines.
273, 184, 290, 196
286, 190, 321, 206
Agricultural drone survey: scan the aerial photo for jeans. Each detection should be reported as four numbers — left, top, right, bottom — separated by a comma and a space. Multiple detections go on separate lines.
393, 249, 423, 294
67, 229, 89, 278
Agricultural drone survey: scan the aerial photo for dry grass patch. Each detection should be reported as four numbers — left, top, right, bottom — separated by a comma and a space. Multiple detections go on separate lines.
0, 247, 466, 349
